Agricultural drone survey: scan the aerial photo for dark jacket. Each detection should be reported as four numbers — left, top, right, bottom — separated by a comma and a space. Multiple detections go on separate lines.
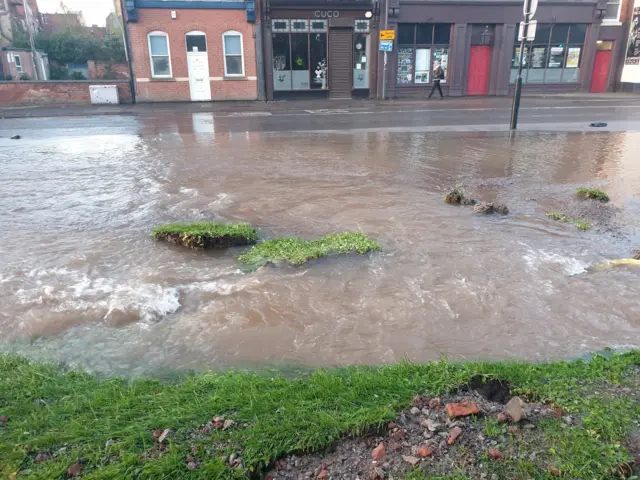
434, 66, 445, 82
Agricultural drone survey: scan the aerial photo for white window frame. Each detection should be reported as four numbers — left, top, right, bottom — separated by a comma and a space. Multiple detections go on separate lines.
14, 54, 23, 73
603, 0, 622, 23
147, 31, 172, 78
222, 30, 245, 77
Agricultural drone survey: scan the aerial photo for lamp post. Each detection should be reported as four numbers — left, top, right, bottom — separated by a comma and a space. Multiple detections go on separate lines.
510, 0, 536, 130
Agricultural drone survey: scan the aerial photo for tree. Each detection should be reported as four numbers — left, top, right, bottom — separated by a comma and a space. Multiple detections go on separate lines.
35, 29, 126, 64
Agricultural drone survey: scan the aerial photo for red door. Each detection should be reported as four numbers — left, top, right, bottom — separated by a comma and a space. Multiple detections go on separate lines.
466, 46, 491, 96
590, 50, 612, 93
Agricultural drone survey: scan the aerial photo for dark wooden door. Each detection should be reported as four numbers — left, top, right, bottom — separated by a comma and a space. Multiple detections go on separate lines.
329, 28, 353, 99
466, 46, 491, 96
590, 50, 612, 93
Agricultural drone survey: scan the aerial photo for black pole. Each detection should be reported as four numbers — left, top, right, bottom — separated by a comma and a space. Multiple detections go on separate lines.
120, 0, 136, 104
510, 0, 533, 130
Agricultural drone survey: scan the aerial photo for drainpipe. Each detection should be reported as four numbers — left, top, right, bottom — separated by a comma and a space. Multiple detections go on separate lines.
120, 0, 136, 103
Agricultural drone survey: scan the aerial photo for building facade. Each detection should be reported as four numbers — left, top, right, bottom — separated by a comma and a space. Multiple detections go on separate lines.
261, 0, 378, 99
1, 46, 49, 80
382, 0, 632, 97
124, 0, 259, 102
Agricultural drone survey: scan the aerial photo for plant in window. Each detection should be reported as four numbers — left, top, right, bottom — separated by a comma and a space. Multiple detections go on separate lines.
314, 58, 327, 89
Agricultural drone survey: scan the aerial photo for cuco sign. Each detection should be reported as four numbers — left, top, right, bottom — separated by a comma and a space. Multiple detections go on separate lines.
314, 10, 340, 17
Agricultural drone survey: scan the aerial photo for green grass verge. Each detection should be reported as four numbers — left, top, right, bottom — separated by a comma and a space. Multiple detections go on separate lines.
152, 221, 258, 249
0, 351, 638, 479
546, 211, 592, 231
237, 232, 381, 267
576, 187, 610, 202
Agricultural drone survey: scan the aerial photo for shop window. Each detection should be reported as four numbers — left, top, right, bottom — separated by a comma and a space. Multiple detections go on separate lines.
398, 24, 416, 44
353, 33, 369, 89
14, 54, 22, 73
511, 24, 585, 84
271, 21, 327, 91
147, 31, 171, 78
186, 31, 207, 53
223, 31, 244, 76
396, 23, 451, 86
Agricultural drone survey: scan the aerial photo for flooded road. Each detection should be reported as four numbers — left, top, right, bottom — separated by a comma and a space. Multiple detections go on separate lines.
1, 110, 640, 376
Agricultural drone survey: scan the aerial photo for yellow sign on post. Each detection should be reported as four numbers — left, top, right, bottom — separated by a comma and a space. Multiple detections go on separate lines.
379, 30, 395, 40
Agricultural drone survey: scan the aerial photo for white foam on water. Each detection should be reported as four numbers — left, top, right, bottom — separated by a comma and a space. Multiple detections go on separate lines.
179, 187, 198, 196
523, 249, 589, 276
184, 277, 262, 295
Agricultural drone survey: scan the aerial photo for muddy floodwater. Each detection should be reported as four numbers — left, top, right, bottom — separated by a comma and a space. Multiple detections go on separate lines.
1, 114, 640, 376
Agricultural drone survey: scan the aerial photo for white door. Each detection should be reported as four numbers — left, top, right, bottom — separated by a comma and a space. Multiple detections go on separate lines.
186, 32, 211, 101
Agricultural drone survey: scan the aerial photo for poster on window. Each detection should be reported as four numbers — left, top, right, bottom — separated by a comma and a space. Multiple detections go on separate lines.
532, 48, 546, 68
566, 47, 581, 68
414, 48, 430, 84
434, 48, 448, 84
397, 47, 414, 84
548, 46, 564, 68
625, 6, 640, 65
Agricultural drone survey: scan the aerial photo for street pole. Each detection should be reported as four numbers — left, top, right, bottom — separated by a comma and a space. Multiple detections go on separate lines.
510, 0, 533, 130
382, 0, 388, 100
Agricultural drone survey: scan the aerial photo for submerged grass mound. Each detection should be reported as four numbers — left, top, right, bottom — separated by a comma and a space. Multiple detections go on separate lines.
238, 232, 381, 267
576, 187, 610, 202
546, 211, 592, 231
152, 221, 258, 249
0, 351, 638, 479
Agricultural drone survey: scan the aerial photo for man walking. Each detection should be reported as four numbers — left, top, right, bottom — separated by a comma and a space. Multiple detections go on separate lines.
428, 61, 445, 99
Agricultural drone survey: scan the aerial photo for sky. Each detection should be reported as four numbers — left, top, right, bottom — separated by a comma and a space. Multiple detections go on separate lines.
37, 0, 114, 27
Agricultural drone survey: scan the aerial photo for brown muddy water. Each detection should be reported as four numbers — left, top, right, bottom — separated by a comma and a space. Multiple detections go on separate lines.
1, 115, 640, 376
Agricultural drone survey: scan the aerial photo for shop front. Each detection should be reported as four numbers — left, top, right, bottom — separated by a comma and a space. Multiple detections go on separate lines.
263, 0, 378, 99
386, 1, 601, 98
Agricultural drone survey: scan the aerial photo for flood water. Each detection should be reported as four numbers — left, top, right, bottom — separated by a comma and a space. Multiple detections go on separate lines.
1, 114, 640, 376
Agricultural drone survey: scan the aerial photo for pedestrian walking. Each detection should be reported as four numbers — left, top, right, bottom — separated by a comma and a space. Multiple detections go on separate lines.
428, 61, 445, 99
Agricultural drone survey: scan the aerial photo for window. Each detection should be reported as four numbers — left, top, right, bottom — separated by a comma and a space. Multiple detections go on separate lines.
14, 54, 22, 73
223, 31, 244, 76
147, 32, 171, 78
186, 31, 207, 53
604, 0, 621, 20
510, 24, 587, 84
397, 23, 451, 86
271, 19, 327, 91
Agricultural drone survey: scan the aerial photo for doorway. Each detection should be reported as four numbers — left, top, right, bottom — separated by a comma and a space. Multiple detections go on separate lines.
590, 42, 613, 93
329, 28, 353, 99
186, 31, 212, 102
467, 46, 491, 95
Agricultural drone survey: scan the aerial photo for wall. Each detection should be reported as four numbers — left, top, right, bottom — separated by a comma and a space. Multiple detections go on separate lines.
126, 8, 257, 102
1, 50, 38, 79
0, 80, 132, 105
87, 60, 130, 79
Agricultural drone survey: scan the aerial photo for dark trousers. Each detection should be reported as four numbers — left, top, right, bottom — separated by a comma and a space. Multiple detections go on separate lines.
428, 80, 443, 99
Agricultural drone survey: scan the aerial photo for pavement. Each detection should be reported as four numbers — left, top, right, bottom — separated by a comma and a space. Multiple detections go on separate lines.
3, 93, 640, 134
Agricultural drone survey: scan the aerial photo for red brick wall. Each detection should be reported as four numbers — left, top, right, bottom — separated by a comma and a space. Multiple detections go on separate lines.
87, 61, 130, 79
127, 8, 257, 102
0, 81, 133, 105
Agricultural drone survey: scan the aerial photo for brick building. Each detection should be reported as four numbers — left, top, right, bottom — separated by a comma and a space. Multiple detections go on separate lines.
124, 0, 259, 102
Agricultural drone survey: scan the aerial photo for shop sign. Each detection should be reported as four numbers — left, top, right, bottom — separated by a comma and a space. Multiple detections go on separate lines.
379, 39, 393, 51
380, 30, 395, 40
314, 10, 340, 18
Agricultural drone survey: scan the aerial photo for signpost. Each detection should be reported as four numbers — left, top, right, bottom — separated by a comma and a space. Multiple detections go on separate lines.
510, 0, 537, 129
380, 30, 395, 40
379, 40, 393, 52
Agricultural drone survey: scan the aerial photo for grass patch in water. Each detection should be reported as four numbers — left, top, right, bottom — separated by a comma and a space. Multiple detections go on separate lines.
576, 187, 610, 202
152, 221, 258, 249
546, 211, 592, 231
0, 351, 638, 479
237, 232, 381, 267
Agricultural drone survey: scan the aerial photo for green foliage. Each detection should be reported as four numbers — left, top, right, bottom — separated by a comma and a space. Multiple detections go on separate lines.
19, 73, 30, 81
49, 66, 70, 80
70, 71, 86, 80
0, 351, 638, 479
34, 29, 126, 64
546, 211, 592, 231
152, 221, 258, 249
576, 187, 610, 202
238, 232, 381, 267
482, 417, 503, 437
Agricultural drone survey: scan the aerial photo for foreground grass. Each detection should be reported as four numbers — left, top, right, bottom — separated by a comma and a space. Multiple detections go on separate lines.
1, 351, 638, 479
576, 187, 610, 202
152, 221, 258, 249
546, 211, 592, 231
238, 232, 381, 267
